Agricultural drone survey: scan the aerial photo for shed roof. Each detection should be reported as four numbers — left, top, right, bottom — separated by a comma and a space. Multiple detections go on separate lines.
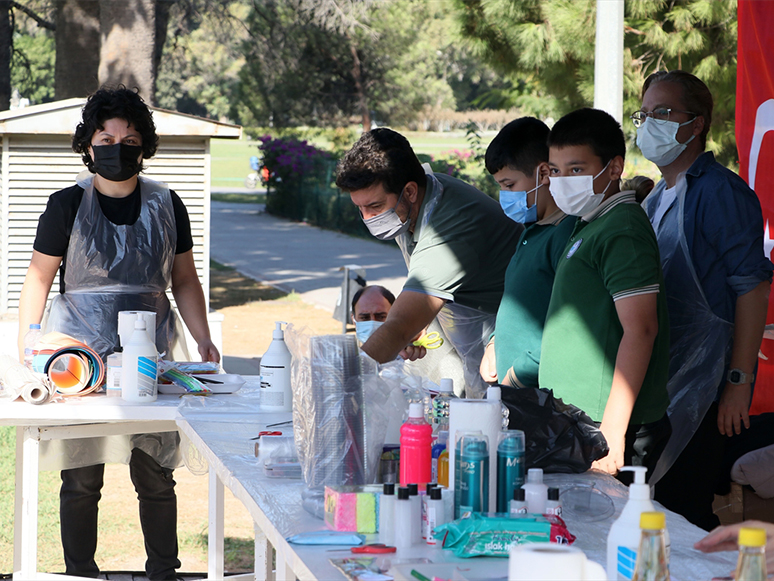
0, 98, 241, 138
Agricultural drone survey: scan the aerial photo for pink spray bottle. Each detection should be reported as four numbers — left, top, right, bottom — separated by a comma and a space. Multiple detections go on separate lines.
400, 402, 433, 488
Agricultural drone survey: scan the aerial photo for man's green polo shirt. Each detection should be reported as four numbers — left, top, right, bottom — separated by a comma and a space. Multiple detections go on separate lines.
403, 173, 522, 314
539, 191, 670, 425
494, 209, 577, 387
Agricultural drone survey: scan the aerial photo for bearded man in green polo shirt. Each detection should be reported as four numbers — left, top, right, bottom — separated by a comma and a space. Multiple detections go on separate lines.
539, 108, 671, 480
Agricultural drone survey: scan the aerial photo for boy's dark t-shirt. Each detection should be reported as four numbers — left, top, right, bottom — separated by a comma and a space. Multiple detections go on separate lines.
34, 182, 193, 293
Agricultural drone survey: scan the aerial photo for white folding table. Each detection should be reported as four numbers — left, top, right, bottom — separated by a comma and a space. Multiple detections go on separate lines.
0, 394, 247, 581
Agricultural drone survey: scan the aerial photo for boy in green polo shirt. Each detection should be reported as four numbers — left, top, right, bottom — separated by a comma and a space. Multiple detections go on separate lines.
538, 108, 671, 479
479, 117, 577, 388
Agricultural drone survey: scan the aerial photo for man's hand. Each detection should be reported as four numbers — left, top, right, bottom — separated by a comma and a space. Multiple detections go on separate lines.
479, 340, 498, 383
718, 382, 751, 436
197, 338, 221, 363
399, 344, 427, 361
592, 424, 625, 475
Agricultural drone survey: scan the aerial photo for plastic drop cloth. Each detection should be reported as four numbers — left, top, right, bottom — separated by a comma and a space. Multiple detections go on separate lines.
286, 327, 401, 491
39, 172, 186, 471
395, 170, 494, 399
644, 174, 734, 484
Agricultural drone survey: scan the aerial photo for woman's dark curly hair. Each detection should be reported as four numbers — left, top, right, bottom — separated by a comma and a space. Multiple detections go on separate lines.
72, 85, 159, 172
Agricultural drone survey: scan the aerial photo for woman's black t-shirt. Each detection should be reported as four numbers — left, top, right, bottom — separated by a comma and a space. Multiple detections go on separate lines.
33, 182, 194, 293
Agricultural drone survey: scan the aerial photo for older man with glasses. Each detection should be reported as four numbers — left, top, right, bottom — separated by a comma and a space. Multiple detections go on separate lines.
632, 70, 773, 531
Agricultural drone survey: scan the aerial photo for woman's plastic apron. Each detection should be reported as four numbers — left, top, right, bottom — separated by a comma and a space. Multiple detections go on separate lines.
396, 170, 494, 399
647, 173, 733, 484
41, 172, 182, 470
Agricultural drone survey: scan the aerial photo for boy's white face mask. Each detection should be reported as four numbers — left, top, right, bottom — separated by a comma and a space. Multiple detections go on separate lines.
549, 161, 612, 217
355, 320, 384, 343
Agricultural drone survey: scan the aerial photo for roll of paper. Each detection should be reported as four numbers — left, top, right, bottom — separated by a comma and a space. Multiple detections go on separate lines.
448, 398, 501, 511
118, 310, 156, 349
508, 544, 607, 581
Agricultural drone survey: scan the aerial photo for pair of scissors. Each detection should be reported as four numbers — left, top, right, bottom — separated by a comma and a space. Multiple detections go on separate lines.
412, 331, 444, 350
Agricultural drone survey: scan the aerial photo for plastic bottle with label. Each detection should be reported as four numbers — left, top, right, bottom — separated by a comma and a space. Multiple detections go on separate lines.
431, 378, 457, 433
106, 348, 122, 397
631, 512, 670, 581
545, 488, 562, 516
607, 466, 670, 581
426, 487, 445, 547
23, 324, 43, 371
121, 319, 158, 403
260, 322, 292, 411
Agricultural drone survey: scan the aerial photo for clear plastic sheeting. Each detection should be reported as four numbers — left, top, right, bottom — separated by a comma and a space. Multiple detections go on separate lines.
645, 176, 734, 485
0, 355, 56, 405
286, 327, 398, 489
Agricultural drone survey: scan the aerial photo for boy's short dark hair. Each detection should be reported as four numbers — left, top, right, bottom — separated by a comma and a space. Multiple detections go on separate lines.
547, 108, 626, 165
485, 117, 550, 175
335, 128, 427, 195
72, 85, 159, 173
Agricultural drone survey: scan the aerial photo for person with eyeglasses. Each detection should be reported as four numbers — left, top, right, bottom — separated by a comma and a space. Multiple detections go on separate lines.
632, 70, 773, 531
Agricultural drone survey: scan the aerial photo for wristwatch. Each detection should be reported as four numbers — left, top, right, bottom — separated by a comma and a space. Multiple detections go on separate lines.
727, 368, 755, 385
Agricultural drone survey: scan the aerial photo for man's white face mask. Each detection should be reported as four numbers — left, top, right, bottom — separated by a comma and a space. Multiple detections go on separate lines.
355, 320, 384, 343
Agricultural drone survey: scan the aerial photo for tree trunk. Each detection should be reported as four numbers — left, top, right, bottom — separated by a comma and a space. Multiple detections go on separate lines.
0, 0, 11, 111
98, 0, 157, 104
54, 0, 100, 99
348, 37, 370, 131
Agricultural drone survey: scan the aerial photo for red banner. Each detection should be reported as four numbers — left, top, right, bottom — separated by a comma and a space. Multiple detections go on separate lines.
737, 0, 774, 415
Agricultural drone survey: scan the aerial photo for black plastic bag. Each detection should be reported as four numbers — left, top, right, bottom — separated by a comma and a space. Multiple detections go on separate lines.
500, 385, 609, 473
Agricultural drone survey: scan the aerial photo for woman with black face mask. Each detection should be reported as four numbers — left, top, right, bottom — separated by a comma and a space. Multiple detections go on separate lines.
17, 86, 219, 581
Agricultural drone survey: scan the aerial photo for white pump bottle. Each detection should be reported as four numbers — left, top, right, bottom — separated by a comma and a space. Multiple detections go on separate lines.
606, 466, 670, 580
260, 322, 292, 411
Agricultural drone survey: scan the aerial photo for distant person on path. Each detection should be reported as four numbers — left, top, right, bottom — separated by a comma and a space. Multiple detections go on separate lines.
634, 70, 773, 530
336, 128, 522, 397
17, 86, 218, 580
351, 284, 395, 344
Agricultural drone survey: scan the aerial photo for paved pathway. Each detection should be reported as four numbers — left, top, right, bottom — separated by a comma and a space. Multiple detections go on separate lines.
209, 201, 407, 312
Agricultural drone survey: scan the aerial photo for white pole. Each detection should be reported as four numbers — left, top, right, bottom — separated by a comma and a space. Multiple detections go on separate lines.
593, 0, 625, 123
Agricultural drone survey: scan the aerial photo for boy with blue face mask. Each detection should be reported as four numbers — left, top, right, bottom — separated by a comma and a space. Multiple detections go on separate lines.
479, 117, 577, 388
539, 108, 671, 480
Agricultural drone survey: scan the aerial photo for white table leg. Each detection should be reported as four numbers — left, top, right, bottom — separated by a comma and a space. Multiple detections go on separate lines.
14, 426, 40, 580
208, 469, 225, 580
253, 524, 272, 581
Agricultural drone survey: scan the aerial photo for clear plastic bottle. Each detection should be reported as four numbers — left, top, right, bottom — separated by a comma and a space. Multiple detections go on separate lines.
426, 487, 445, 547
509, 488, 527, 515
521, 468, 548, 514
405, 379, 433, 421
105, 349, 122, 397
260, 322, 292, 411
632, 512, 670, 581
735, 527, 767, 581
486, 386, 510, 429
23, 323, 43, 371
379, 483, 396, 546
431, 378, 457, 433
394, 487, 413, 550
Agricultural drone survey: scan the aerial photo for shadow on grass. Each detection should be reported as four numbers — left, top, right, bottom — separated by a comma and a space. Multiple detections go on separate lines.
211, 193, 267, 204
183, 532, 254, 572
210, 260, 288, 310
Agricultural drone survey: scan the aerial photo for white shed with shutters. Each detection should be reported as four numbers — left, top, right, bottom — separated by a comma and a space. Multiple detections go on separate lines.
0, 98, 241, 355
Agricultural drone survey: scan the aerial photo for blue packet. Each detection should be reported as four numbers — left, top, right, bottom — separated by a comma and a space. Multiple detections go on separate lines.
286, 531, 365, 545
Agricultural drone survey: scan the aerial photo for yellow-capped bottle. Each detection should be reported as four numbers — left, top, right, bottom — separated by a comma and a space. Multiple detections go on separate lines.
437, 448, 449, 487
632, 512, 669, 581
735, 527, 767, 581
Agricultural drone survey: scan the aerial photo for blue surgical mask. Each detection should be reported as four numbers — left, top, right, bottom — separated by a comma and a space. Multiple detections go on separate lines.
499, 176, 540, 224
355, 320, 384, 343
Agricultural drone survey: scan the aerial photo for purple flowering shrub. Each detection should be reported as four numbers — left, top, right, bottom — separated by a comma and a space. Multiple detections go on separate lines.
257, 135, 332, 187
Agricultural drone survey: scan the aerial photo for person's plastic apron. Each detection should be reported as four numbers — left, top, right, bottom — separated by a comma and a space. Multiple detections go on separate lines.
396, 171, 494, 399
45, 172, 177, 360
647, 174, 733, 484
41, 172, 182, 470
